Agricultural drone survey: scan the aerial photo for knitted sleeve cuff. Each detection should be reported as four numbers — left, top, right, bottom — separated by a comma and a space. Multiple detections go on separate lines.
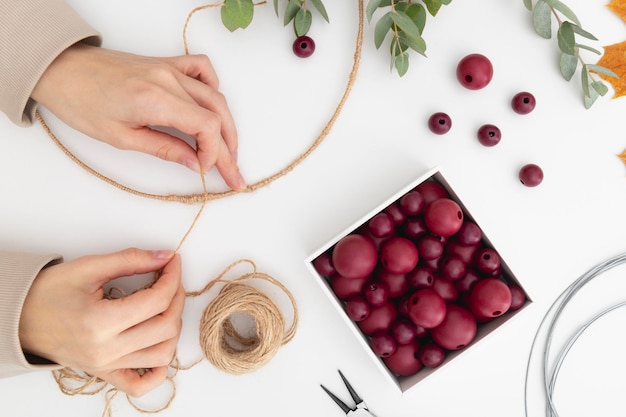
0, 251, 63, 378
0, 0, 102, 126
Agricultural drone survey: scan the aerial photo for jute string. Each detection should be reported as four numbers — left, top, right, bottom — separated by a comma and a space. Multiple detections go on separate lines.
45, 0, 365, 414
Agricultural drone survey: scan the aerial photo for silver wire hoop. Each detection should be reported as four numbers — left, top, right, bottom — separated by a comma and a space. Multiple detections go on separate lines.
525, 253, 626, 417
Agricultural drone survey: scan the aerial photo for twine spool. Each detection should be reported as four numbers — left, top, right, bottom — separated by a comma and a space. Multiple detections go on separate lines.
191, 259, 298, 375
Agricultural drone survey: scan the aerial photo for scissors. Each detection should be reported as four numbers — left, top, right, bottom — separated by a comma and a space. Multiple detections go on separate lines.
320, 370, 378, 417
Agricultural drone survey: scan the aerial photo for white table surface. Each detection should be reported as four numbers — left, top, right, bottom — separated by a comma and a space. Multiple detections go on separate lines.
3, 1, 626, 416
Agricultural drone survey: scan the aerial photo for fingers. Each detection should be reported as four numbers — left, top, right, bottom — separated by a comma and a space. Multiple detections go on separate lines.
145, 95, 246, 190
148, 55, 244, 190
123, 126, 203, 173
99, 366, 169, 398
106, 253, 183, 330
111, 335, 179, 371
78, 248, 175, 292
86, 252, 184, 395
175, 74, 238, 157
115, 282, 185, 362
164, 53, 220, 90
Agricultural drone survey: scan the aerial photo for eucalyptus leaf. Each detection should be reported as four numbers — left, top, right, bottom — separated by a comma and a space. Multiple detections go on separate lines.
310, 0, 330, 22
584, 85, 599, 109
273, 0, 279, 16
559, 53, 577, 81
284, 0, 302, 26
374, 11, 393, 49
581, 66, 590, 97
423, 0, 443, 16
557, 21, 576, 55
576, 43, 601, 55
571, 24, 597, 41
366, 0, 383, 22
591, 80, 609, 96
398, 31, 426, 55
405, 3, 427, 34
394, 1, 408, 12
391, 37, 408, 56
395, 53, 409, 76
294, 8, 312, 36
532, 0, 552, 39
389, 41, 397, 70
523, 0, 533, 11
586, 64, 619, 78
544, 0, 580, 26
390, 10, 424, 46
221, 0, 254, 32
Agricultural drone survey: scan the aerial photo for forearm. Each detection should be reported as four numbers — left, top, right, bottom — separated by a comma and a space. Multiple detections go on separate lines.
0, 0, 102, 126
0, 251, 63, 378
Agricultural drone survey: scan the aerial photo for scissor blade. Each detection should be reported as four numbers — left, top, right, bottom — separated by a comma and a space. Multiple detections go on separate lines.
320, 384, 352, 414
338, 370, 363, 405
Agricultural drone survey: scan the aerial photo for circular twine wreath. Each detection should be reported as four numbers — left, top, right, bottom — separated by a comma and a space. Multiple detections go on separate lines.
36, 0, 365, 205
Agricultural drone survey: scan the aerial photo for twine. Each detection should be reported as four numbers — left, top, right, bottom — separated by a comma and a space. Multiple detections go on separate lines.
46, 0, 364, 414
189, 259, 298, 374
36, 0, 364, 204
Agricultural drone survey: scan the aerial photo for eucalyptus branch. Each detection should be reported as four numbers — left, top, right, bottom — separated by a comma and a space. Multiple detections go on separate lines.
524, 0, 618, 108
367, 0, 448, 77
275, 0, 330, 36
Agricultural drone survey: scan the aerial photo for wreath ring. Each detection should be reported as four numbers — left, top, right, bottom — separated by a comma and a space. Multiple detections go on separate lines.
36, 0, 364, 205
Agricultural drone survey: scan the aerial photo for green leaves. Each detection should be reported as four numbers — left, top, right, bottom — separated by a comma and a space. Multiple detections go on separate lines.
295, 8, 312, 36
374, 12, 393, 49
221, 0, 254, 32
559, 53, 577, 81
532, 0, 551, 38
368, 0, 448, 77
279, 0, 329, 36
223, 0, 329, 36
524, 0, 613, 108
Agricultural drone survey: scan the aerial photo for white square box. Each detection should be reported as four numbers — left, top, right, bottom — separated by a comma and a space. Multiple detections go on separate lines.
305, 166, 531, 394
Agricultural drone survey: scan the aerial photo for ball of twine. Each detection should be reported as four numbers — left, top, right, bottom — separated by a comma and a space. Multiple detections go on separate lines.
191, 260, 298, 375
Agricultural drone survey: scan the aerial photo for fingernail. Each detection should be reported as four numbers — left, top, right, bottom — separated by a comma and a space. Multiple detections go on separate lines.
183, 158, 201, 173
152, 250, 175, 260
236, 173, 246, 191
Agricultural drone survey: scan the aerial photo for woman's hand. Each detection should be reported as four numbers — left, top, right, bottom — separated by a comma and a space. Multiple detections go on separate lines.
19, 248, 185, 397
32, 43, 246, 191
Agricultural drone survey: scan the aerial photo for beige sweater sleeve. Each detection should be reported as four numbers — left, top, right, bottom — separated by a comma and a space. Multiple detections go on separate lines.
0, 0, 102, 126
0, 251, 63, 378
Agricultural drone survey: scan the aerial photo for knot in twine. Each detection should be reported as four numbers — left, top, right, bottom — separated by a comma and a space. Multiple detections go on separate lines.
189, 259, 298, 375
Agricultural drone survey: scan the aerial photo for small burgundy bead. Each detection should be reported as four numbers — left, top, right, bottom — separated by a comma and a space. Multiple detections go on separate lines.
428, 112, 452, 135
293, 36, 315, 58
512, 92, 536, 114
477, 124, 501, 147
519, 163, 544, 187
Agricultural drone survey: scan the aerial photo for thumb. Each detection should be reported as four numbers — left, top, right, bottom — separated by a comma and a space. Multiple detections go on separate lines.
79, 248, 175, 291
